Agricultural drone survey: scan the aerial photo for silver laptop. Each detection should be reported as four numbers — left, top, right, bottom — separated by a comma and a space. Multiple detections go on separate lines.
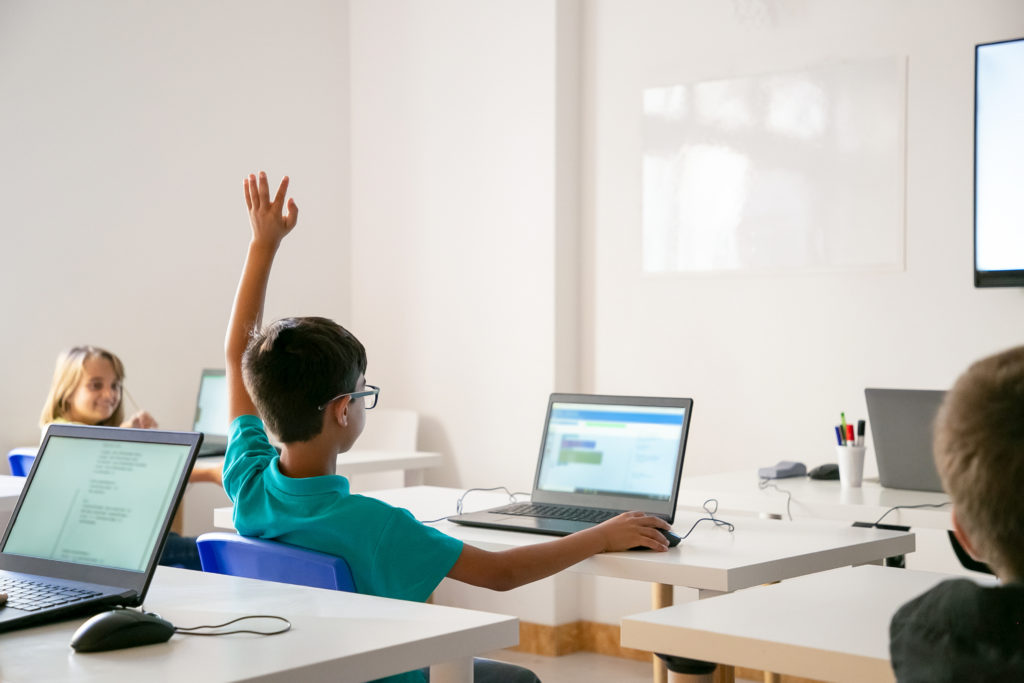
449, 393, 693, 535
192, 368, 229, 457
864, 388, 946, 493
0, 424, 200, 631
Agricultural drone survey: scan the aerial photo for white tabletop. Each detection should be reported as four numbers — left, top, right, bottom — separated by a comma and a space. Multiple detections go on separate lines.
621, 564, 991, 683
204, 449, 442, 478
679, 470, 952, 529
0, 566, 518, 683
215, 485, 915, 594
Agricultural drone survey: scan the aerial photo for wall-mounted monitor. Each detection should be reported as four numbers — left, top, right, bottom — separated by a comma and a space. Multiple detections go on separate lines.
975, 37, 1024, 287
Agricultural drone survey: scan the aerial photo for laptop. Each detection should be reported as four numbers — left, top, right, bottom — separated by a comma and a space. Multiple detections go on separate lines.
864, 388, 946, 493
0, 423, 200, 632
192, 368, 229, 457
449, 393, 693, 536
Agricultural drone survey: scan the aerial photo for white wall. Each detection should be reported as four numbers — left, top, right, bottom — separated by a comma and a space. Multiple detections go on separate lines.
0, 0, 350, 455
349, 0, 575, 493
583, 0, 1024, 482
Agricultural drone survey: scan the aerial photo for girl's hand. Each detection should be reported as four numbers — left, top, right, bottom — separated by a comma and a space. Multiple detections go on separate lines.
243, 171, 298, 248
121, 410, 158, 429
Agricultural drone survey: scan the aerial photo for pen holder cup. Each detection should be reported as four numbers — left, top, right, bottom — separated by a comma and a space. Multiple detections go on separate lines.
836, 445, 866, 488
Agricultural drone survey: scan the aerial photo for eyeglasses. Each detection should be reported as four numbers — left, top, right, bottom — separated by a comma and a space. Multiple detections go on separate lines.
317, 384, 379, 411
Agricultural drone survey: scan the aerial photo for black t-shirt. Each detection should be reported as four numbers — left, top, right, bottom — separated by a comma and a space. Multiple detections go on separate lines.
890, 578, 1024, 682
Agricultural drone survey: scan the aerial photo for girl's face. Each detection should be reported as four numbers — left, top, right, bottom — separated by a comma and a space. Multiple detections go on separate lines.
66, 356, 122, 425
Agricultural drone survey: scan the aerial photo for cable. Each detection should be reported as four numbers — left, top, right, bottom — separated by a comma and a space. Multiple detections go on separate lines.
757, 477, 794, 520
675, 499, 735, 540
418, 486, 529, 524
872, 502, 950, 527
172, 614, 292, 637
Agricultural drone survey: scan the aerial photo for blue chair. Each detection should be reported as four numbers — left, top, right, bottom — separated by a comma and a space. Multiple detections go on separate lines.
195, 532, 356, 592
7, 447, 37, 477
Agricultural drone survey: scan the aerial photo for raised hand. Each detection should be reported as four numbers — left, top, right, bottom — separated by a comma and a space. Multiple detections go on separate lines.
243, 171, 298, 247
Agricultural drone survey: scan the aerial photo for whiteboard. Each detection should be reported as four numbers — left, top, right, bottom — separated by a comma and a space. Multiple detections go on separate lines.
642, 57, 907, 274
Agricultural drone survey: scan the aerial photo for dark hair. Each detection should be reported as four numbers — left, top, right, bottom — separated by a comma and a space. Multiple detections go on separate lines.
242, 316, 366, 443
934, 345, 1024, 579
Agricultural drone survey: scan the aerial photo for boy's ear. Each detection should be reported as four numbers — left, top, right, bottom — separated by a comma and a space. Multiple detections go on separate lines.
951, 506, 982, 561
330, 396, 352, 427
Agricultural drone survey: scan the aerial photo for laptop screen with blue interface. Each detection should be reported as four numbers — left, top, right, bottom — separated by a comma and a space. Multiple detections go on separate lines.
536, 401, 687, 501
2, 435, 190, 572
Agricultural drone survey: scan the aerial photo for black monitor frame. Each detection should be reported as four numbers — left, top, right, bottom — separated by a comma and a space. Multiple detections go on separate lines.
974, 36, 1024, 288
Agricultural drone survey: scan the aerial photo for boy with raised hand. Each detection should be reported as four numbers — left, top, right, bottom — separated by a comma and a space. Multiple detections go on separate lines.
889, 346, 1024, 681
223, 172, 672, 682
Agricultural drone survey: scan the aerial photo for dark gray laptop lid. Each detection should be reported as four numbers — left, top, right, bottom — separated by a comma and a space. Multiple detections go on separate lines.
0, 424, 200, 602
864, 388, 946, 493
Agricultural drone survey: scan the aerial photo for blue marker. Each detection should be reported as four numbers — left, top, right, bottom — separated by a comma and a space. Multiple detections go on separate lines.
835, 425, 844, 445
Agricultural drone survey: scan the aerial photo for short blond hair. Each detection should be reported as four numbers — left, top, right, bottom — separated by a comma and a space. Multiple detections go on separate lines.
934, 345, 1024, 579
39, 346, 126, 428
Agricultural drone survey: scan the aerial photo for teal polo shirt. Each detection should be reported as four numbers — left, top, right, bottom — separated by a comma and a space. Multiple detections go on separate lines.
223, 415, 463, 603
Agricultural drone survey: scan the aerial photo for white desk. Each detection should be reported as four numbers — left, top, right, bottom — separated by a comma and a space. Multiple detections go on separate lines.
184, 449, 443, 536
0, 566, 518, 683
336, 449, 443, 486
205, 449, 443, 486
679, 469, 952, 529
215, 485, 915, 595
622, 565, 990, 683
216, 485, 914, 683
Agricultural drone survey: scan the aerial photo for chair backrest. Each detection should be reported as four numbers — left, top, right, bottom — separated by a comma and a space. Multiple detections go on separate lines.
356, 408, 418, 451
7, 447, 37, 477
196, 532, 356, 592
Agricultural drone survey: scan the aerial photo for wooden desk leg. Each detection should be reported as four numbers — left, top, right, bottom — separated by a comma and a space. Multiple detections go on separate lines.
652, 583, 673, 683
763, 673, 781, 683
431, 657, 473, 683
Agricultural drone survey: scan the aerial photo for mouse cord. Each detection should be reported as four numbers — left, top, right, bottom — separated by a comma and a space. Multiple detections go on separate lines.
418, 486, 530, 524
757, 477, 794, 520
675, 499, 735, 540
172, 614, 292, 636
871, 502, 951, 527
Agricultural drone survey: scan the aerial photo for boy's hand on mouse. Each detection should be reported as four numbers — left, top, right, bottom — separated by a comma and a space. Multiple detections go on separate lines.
591, 511, 670, 552
244, 171, 298, 248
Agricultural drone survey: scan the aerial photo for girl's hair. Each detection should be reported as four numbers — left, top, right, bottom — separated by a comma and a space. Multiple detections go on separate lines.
39, 346, 127, 428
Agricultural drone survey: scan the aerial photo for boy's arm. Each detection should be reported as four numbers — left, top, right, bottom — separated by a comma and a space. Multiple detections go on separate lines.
226, 172, 298, 421
447, 511, 671, 591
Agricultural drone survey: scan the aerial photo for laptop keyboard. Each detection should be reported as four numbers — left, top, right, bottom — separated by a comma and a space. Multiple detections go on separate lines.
494, 502, 620, 524
0, 576, 101, 612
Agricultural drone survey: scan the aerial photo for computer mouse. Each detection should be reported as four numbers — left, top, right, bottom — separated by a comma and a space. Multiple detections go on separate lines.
70, 608, 175, 652
659, 528, 682, 547
631, 528, 682, 551
808, 463, 840, 480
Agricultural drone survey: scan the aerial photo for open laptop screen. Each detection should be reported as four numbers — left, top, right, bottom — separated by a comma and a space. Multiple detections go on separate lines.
192, 369, 229, 436
2, 435, 190, 572
536, 401, 687, 502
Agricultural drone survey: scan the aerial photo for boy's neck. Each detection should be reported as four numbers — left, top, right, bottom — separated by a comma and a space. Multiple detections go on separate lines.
277, 437, 339, 478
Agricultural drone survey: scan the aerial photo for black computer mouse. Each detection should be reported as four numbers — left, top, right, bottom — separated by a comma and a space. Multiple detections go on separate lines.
659, 528, 682, 547
70, 608, 175, 652
632, 528, 682, 550
808, 463, 840, 480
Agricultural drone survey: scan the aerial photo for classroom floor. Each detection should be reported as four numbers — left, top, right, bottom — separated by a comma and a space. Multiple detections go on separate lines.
484, 649, 760, 683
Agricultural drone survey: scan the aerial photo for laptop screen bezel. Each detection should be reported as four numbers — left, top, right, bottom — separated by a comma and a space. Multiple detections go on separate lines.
529, 393, 693, 520
0, 424, 200, 602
